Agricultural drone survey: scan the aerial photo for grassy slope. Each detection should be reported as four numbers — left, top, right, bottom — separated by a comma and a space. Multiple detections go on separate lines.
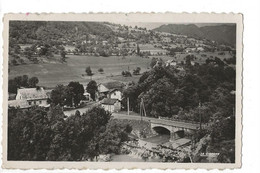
9, 55, 153, 88
9, 51, 233, 88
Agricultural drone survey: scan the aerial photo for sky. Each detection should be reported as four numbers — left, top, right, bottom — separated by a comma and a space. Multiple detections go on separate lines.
117, 22, 235, 30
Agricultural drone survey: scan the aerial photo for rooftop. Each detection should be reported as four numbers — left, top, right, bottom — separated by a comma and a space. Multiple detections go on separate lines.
17, 88, 48, 100
101, 98, 118, 105
100, 81, 125, 90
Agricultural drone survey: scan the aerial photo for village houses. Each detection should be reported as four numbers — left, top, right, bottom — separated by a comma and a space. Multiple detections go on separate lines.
8, 87, 49, 109
97, 81, 125, 113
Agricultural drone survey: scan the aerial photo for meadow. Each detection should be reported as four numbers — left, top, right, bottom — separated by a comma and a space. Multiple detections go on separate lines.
9, 55, 154, 88
8, 51, 233, 88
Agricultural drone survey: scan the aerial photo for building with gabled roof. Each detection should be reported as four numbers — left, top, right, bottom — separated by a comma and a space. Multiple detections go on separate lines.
101, 98, 121, 113
13, 87, 49, 108
8, 100, 30, 109
97, 81, 125, 100
108, 88, 122, 101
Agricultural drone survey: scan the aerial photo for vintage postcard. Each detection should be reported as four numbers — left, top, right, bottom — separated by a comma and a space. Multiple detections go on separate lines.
2, 13, 243, 169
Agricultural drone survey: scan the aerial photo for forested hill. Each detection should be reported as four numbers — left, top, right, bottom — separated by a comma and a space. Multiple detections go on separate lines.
153, 24, 236, 46
9, 21, 114, 44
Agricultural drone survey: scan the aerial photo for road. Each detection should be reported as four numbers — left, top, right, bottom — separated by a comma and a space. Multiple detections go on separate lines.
64, 102, 100, 117
112, 112, 201, 130
112, 112, 156, 121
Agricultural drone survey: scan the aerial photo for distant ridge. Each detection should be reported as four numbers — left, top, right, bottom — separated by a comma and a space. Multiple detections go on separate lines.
153, 24, 236, 46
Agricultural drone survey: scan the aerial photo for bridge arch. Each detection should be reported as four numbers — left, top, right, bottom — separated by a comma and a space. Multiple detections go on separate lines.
152, 126, 171, 135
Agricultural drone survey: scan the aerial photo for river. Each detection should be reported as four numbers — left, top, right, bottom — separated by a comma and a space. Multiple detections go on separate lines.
111, 154, 162, 162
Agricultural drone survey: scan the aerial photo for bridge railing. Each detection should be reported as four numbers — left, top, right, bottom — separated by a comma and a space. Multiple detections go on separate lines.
158, 116, 200, 124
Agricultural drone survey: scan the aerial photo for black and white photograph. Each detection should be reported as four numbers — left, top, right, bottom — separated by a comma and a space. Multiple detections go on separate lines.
2, 13, 243, 169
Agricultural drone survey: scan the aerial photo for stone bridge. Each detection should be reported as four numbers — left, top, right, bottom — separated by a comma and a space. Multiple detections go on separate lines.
150, 118, 201, 141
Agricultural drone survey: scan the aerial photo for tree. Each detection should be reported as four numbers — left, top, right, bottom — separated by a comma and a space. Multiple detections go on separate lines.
60, 50, 66, 62
150, 57, 157, 68
66, 81, 84, 107
85, 66, 93, 76
28, 77, 39, 87
136, 44, 140, 55
50, 84, 67, 106
8, 75, 39, 93
98, 68, 104, 73
11, 59, 18, 66
86, 80, 98, 101
8, 104, 135, 161
122, 70, 132, 77
24, 47, 34, 59
133, 67, 141, 75
168, 49, 176, 57
97, 120, 129, 155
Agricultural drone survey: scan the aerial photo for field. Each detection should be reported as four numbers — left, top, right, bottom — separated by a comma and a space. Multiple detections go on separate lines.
156, 51, 234, 64
9, 55, 155, 88
8, 51, 233, 88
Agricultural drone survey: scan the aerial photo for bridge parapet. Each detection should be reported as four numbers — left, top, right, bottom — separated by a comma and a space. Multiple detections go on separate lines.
150, 118, 200, 131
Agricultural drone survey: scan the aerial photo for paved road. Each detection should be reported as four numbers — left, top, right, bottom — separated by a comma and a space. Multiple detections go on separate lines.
112, 112, 201, 130
112, 112, 155, 121
64, 102, 100, 116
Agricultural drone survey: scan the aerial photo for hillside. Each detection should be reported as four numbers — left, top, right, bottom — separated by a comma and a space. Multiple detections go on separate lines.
9, 21, 114, 44
153, 24, 236, 46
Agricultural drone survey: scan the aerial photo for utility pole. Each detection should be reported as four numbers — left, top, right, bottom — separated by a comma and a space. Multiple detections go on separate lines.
127, 97, 130, 115
199, 101, 202, 130
142, 98, 147, 117
140, 99, 143, 121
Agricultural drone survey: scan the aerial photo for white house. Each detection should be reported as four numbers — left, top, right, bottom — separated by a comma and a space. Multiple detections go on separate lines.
185, 47, 196, 53
9, 87, 49, 108
197, 47, 205, 52
97, 81, 124, 100
101, 98, 121, 113
108, 89, 122, 101
165, 60, 177, 67
8, 100, 30, 109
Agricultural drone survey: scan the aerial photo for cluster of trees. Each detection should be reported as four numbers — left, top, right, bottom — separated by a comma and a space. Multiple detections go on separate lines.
224, 56, 236, 65
122, 55, 235, 134
123, 56, 235, 119
167, 47, 185, 55
50, 82, 85, 107
122, 70, 132, 77
9, 21, 114, 45
8, 106, 131, 161
122, 55, 236, 162
9, 39, 69, 66
121, 67, 141, 77
133, 67, 141, 75
8, 75, 39, 94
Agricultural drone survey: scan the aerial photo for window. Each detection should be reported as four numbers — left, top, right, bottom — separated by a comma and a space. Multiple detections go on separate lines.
34, 101, 36, 105
28, 101, 31, 105
39, 101, 42, 104
114, 92, 116, 95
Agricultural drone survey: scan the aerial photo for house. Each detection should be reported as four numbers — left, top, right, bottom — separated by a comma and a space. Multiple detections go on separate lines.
8, 100, 30, 109
97, 81, 125, 100
108, 89, 122, 101
197, 47, 205, 52
165, 60, 177, 67
102, 40, 108, 45
83, 92, 92, 101
97, 81, 125, 112
9, 87, 49, 108
101, 98, 121, 113
185, 47, 196, 53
